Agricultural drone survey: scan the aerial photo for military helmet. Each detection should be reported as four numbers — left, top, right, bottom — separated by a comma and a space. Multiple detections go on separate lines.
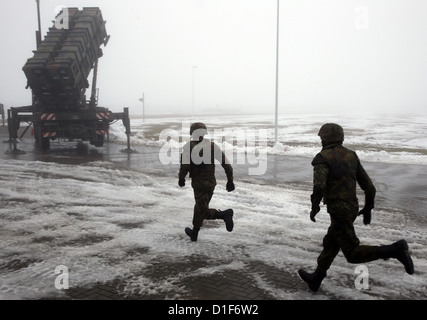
318, 123, 344, 143
190, 122, 207, 136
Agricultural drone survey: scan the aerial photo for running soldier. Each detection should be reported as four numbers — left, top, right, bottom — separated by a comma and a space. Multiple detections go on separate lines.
179, 122, 235, 242
298, 123, 414, 292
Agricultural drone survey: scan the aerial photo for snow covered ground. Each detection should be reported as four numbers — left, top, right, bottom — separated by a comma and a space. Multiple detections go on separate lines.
0, 113, 426, 300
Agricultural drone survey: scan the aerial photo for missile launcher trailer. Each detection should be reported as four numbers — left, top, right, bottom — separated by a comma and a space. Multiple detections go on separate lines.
8, 6, 132, 151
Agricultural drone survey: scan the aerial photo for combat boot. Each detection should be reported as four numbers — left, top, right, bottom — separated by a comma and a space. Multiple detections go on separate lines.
378, 239, 414, 274
215, 209, 234, 232
185, 227, 200, 242
298, 267, 327, 292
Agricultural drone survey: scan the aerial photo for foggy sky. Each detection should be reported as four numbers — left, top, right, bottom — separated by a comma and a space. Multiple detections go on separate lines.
0, 0, 426, 115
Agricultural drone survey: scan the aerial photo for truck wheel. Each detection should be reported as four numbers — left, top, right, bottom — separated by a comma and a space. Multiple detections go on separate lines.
35, 127, 50, 151
40, 137, 50, 150
91, 134, 104, 147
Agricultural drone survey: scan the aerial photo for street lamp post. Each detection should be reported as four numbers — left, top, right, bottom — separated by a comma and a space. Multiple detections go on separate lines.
274, 0, 280, 145
192, 65, 197, 116
139, 93, 145, 122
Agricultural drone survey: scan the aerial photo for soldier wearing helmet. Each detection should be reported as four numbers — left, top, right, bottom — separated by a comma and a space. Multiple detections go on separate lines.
298, 123, 414, 292
179, 122, 235, 242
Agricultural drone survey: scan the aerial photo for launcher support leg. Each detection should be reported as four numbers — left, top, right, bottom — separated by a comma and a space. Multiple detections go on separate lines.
6, 137, 26, 155
121, 107, 137, 153
5, 109, 26, 154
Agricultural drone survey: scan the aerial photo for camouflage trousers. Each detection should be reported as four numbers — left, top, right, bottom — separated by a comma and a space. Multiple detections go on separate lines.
317, 201, 380, 273
192, 187, 219, 229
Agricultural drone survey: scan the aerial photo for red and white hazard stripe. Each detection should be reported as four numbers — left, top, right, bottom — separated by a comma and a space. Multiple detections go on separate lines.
96, 130, 108, 135
41, 113, 56, 121
96, 112, 111, 120
42, 132, 57, 138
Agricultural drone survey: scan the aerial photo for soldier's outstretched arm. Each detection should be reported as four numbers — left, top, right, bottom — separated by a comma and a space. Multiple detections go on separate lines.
356, 161, 376, 208
310, 154, 328, 222
213, 143, 234, 191
178, 144, 191, 187
356, 159, 376, 224
178, 159, 190, 187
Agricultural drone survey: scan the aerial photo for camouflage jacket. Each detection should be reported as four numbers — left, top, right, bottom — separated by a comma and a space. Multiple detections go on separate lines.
179, 139, 233, 189
311, 143, 376, 210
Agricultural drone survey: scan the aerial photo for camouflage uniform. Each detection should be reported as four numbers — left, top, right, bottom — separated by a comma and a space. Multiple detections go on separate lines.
179, 123, 234, 241
311, 142, 379, 271
298, 123, 414, 292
